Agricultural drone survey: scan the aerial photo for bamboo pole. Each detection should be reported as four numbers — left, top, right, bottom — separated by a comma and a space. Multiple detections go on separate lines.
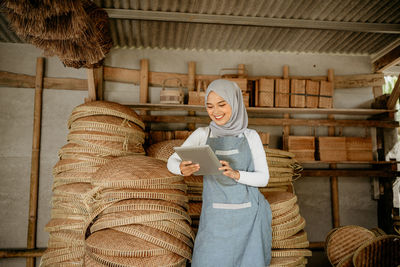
187, 62, 196, 131
26, 57, 44, 267
0, 248, 45, 258
85, 68, 97, 102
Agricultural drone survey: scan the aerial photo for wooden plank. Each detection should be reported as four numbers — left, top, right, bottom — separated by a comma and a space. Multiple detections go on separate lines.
128, 103, 395, 115
138, 115, 399, 128
386, 74, 400, 110
306, 80, 319, 108
95, 66, 104, 100
373, 45, 400, 73
27, 57, 44, 267
188, 61, 196, 91
140, 59, 149, 104
86, 68, 97, 102
334, 73, 384, 88
103, 66, 140, 84
275, 79, 290, 107
290, 79, 306, 108
104, 9, 400, 34
0, 71, 87, 90
0, 248, 45, 258
302, 169, 397, 177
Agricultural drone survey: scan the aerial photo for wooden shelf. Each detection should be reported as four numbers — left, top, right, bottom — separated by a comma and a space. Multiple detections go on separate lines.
298, 160, 397, 165
302, 169, 398, 177
127, 103, 396, 116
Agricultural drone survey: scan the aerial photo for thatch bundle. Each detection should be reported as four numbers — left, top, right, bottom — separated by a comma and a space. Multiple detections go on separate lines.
2, 0, 112, 68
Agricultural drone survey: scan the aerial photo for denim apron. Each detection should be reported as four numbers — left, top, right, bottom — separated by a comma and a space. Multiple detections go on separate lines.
191, 131, 272, 267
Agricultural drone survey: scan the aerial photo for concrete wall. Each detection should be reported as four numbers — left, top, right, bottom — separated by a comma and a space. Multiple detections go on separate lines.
0, 42, 379, 266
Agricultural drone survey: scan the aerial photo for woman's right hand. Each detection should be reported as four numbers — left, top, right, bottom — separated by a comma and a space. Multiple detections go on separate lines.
179, 161, 200, 176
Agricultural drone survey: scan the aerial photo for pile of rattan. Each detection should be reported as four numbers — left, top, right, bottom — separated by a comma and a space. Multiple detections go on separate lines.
2, 0, 112, 68
40, 101, 146, 266
325, 225, 400, 267
85, 155, 194, 266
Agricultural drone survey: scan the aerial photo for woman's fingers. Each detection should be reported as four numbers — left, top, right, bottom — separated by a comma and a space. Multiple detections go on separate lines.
180, 161, 200, 176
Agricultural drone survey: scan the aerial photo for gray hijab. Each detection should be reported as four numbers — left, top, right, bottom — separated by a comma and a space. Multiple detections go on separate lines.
205, 79, 248, 137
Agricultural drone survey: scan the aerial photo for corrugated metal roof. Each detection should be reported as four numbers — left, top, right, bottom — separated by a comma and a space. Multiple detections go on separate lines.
1, 0, 400, 56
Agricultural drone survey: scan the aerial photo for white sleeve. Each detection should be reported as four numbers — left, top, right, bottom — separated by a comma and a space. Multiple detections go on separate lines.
237, 130, 269, 187
167, 127, 208, 175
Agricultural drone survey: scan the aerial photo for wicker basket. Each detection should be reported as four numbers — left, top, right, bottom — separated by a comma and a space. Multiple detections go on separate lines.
146, 139, 185, 161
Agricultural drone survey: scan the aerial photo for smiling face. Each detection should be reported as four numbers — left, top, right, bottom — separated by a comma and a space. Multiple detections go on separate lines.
206, 91, 232, 126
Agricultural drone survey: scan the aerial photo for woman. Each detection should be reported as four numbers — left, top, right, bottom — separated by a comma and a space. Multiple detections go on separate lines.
167, 79, 272, 267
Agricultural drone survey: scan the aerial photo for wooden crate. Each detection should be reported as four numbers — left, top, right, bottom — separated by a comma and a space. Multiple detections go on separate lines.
188, 80, 207, 105
258, 78, 274, 107
225, 78, 247, 92
319, 81, 334, 108
318, 137, 346, 161
306, 80, 319, 108
275, 79, 290, 107
346, 137, 373, 161
288, 136, 315, 161
290, 79, 306, 108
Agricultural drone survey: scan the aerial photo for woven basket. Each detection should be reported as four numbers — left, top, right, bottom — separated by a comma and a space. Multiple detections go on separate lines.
52, 171, 92, 189
325, 225, 375, 266
53, 159, 101, 175
188, 202, 202, 219
272, 217, 306, 241
272, 231, 309, 249
40, 247, 85, 266
44, 218, 86, 234
352, 234, 400, 267
271, 249, 312, 258
68, 130, 145, 148
114, 224, 192, 260
147, 139, 185, 161
269, 256, 306, 267
52, 183, 93, 197
272, 204, 300, 226
264, 192, 298, 217
184, 176, 203, 187
68, 101, 145, 130
265, 148, 296, 158
337, 254, 354, 267
142, 220, 195, 247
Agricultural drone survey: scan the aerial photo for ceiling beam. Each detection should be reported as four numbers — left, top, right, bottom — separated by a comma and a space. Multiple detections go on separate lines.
105, 9, 400, 34
373, 45, 400, 73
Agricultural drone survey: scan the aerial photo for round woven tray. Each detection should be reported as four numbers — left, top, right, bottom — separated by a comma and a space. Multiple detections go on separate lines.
53, 159, 100, 175
146, 139, 185, 161
259, 186, 290, 194
272, 204, 300, 226
85, 249, 186, 267
68, 100, 145, 130
325, 225, 375, 266
142, 219, 196, 242
44, 218, 86, 234
268, 174, 293, 183
188, 202, 202, 218
183, 176, 203, 187
352, 234, 400, 267
114, 224, 192, 260
52, 172, 92, 189
70, 115, 144, 136
68, 138, 145, 156
40, 247, 85, 266
52, 183, 93, 198
337, 254, 354, 267
272, 213, 302, 232
264, 192, 297, 216
272, 231, 309, 249
188, 194, 203, 201
269, 256, 306, 267
272, 217, 306, 241
85, 228, 169, 257
271, 249, 312, 258
269, 166, 294, 174
267, 156, 296, 166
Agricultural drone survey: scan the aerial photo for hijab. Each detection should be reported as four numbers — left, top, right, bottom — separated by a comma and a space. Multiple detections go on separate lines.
205, 79, 248, 137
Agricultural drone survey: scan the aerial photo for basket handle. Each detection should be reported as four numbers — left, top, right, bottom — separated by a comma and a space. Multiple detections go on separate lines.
162, 78, 183, 93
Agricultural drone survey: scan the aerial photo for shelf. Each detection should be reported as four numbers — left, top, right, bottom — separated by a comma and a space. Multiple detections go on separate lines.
298, 160, 397, 165
302, 169, 399, 177
127, 103, 396, 116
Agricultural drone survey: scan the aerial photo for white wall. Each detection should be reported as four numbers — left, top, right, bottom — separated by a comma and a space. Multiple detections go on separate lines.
0, 42, 379, 267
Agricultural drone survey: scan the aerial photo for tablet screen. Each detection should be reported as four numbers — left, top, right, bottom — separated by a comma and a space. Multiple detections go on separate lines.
174, 145, 222, 175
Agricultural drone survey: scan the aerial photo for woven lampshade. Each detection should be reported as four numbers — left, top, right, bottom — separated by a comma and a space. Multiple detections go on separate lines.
68, 101, 145, 130
352, 234, 400, 267
325, 225, 375, 266
146, 139, 185, 161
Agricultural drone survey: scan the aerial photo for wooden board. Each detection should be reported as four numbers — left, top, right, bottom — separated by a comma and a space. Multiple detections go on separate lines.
290, 79, 306, 108
275, 79, 290, 107
288, 136, 315, 161
318, 137, 346, 161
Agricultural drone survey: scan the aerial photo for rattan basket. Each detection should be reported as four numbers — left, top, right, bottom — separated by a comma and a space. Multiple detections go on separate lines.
272, 231, 309, 249
68, 101, 145, 130
146, 139, 185, 161
272, 217, 306, 241
271, 249, 312, 258
265, 148, 296, 158
352, 234, 400, 267
272, 204, 300, 226
336, 254, 354, 267
325, 225, 376, 266
52, 171, 92, 189
270, 256, 307, 267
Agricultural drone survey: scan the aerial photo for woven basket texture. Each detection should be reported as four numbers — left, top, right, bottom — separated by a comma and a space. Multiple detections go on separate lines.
52, 171, 92, 189
68, 130, 144, 143
272, 213, 302, 231
265, 148, 296, 158
147, 139, 185, 161
272, 217, 306, 241
68, 101, 145, 130
53, 159, 101, 175
189, 202, 202, 218
337, 254, 354, 267
184, 176, 203, 187
269, 256, 306, 267
272, 204, 300, 226
352, 234, 400, 267
141, 221, 195, 247
52, 183, 93, 196
265, 192, 298, 212
40, 247, 84, 265
259, 187, 290, 194
44, 218, 86, 235
326, 225, 376, 266
272, 231, 309, 249
113, 224, 192, 260
271, 249, 312, 257
68, 138, 145, 155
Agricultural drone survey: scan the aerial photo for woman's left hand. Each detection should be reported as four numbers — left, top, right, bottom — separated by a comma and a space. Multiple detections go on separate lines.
219, 160, 240, 181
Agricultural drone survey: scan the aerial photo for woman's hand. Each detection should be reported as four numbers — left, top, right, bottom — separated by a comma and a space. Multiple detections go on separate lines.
219, 160, 240, 181
179, 161, 200, 176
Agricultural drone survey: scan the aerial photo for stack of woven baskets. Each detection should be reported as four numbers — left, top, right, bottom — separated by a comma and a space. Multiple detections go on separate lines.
40, 101, 146, 266
325, 225, 400, 267
85, 155, 194, 266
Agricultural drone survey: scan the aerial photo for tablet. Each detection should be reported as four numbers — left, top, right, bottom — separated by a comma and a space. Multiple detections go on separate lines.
174, 145, 222, 175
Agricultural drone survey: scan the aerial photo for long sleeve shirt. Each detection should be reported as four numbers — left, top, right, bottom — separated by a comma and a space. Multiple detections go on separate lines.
167, 126, 269, 187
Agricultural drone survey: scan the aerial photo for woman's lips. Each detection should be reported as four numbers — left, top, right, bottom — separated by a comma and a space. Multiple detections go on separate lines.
214, 114, 224, 120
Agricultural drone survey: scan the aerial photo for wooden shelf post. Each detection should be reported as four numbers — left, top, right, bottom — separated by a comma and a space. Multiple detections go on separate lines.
187, 61, 197, 131
27, 57, 44, 267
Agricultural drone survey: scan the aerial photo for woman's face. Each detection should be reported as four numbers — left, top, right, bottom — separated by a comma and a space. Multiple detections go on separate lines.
206, 91, 232, 126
